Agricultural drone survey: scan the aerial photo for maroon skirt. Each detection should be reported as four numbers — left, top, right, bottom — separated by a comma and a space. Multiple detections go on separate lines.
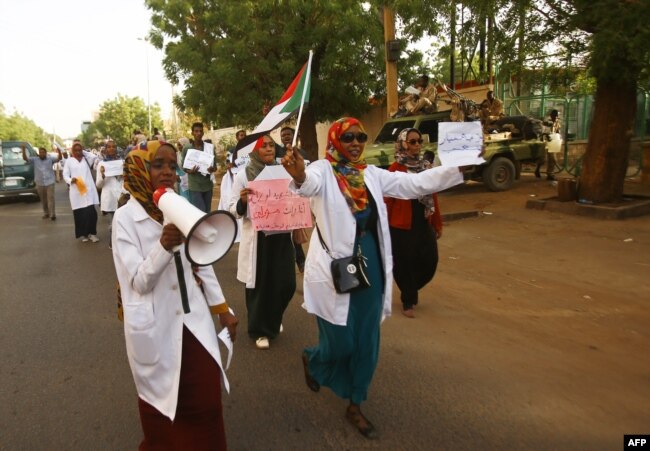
137, 326, 227, 451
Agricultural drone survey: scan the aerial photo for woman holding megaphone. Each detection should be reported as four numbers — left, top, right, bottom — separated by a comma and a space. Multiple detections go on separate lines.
112, 140, 238, 450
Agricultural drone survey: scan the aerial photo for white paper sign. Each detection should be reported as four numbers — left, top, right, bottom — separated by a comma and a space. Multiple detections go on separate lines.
437, 122, 486, 167
255, 165, 291, 180
183, 148, 213, 175
217, 327, 234, 370
100, 160, 124, 177
234, 154, 250, 169
405, 85, 421, 95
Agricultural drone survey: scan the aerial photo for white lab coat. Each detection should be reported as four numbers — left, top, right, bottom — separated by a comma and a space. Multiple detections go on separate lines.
228, 170, 266, 288
217, 171, 233, 211
95, 162, 123, 213
112, 197, 229, 421
62, 152, 99, 209
218, 171, 241, 243
293, 160, 463, 326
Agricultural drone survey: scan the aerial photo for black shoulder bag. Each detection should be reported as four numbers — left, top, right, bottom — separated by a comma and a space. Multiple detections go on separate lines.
316, 226, 370, 294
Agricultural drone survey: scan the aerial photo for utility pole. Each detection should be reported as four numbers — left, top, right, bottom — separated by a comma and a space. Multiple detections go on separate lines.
138, 37, 152, 138
383, 6, 398, 118
171, 84, 178, 139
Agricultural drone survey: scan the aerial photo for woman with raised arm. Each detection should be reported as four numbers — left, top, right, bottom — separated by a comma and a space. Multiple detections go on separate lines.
281, 117, 464, 439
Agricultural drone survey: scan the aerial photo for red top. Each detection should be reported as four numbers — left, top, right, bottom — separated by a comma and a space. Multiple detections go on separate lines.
384, 162, 443, 234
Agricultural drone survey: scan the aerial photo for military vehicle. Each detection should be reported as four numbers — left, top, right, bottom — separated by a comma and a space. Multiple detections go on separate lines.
365, 111, 548, 191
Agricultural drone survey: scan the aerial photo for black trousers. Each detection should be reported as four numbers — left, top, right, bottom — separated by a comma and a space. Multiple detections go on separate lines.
390, 223, 438, 309
73, 205, 97, 238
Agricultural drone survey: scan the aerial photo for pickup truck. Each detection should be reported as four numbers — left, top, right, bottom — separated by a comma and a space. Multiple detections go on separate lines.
0, 141, 39, 201
365, 111, 547, 191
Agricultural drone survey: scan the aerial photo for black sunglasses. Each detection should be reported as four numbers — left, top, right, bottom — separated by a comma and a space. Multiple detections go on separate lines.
340, 132, 368, 143
407, 138, 424, 145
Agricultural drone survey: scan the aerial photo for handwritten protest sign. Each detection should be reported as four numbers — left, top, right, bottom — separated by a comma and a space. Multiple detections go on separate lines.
437, 122, 486, 167
100, 160, 124, 177
233, 153, 250, 170
246, 178, 312, 232
183, 148, 214, 175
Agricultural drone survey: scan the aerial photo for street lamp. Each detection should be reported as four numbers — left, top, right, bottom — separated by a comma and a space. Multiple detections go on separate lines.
137, 37, 152, 138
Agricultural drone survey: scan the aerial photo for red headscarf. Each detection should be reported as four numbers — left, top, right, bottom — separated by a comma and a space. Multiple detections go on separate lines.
325, 117, 368, 216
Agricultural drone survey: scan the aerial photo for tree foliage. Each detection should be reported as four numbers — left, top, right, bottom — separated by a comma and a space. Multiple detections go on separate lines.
0, 103, 61, 148
387, 0, 650, 203
88, 94, 162, 148
78, 123, 104, 149
147, 0, 649, 201
146, 0, 391, 156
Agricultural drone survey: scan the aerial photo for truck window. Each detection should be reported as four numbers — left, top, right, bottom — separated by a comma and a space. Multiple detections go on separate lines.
418, 120, 439, 143
374, 120, 416, 143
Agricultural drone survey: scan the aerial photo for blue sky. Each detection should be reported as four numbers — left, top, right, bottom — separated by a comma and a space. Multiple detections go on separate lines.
0, 0, 172, 138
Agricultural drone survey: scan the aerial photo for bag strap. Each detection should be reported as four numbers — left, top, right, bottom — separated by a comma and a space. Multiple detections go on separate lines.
315, 225, 332, 257
84, 156, 96, 176
316, 225, 362, 258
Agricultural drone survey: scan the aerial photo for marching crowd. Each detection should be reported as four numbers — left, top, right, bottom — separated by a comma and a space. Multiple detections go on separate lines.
23, 116, 466, 449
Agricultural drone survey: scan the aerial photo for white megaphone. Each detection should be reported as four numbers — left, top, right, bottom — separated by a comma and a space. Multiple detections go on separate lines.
153, 187, 238, 266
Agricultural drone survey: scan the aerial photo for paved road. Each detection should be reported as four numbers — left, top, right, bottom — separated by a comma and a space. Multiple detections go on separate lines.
1, 178, 648, 450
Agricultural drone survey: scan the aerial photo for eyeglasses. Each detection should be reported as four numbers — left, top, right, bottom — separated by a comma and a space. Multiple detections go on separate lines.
407, 138, 424, 145
340, 132, 368, 143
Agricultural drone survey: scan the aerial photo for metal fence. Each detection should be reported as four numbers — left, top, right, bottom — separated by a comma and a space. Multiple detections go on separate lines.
496, 89, 649, 177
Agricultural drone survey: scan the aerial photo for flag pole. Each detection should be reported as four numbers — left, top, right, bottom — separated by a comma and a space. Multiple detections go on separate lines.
292, 50, 313, 147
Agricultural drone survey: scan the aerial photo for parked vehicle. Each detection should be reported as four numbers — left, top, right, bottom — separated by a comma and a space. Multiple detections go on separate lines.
0, 141, 39, 201
365, 112, 548, 191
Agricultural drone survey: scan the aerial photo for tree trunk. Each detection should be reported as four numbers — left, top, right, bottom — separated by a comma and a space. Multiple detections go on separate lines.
299, 107, 319, 161
578, 78, 637, 203
516, 2, 526, 97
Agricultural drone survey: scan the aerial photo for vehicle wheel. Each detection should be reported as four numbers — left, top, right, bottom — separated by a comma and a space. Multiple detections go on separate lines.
483, 157, 516, 191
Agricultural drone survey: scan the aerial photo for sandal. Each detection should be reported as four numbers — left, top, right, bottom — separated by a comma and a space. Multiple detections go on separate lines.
301, 352, 320, 392
345, 405, 378, 439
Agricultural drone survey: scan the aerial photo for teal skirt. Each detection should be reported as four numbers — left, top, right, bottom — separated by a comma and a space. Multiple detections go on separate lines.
304, 231, 384, 405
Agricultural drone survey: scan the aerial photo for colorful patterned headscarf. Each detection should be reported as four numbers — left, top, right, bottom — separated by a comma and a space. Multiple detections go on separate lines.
245, 135, 277, 181
123, 140, 168, 223
395, 128, 432, 172
394, 128, 436, 217
325, 117, 368, 217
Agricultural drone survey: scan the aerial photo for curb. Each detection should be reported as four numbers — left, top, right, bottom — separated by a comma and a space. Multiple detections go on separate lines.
526, 195, 650, 220
442, 210, 482, 222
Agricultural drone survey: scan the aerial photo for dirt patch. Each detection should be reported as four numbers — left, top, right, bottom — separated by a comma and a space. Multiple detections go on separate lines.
422, 175, 650, 441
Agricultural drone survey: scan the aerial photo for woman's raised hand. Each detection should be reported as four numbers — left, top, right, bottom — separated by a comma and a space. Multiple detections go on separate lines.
281, 144, 306, 184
